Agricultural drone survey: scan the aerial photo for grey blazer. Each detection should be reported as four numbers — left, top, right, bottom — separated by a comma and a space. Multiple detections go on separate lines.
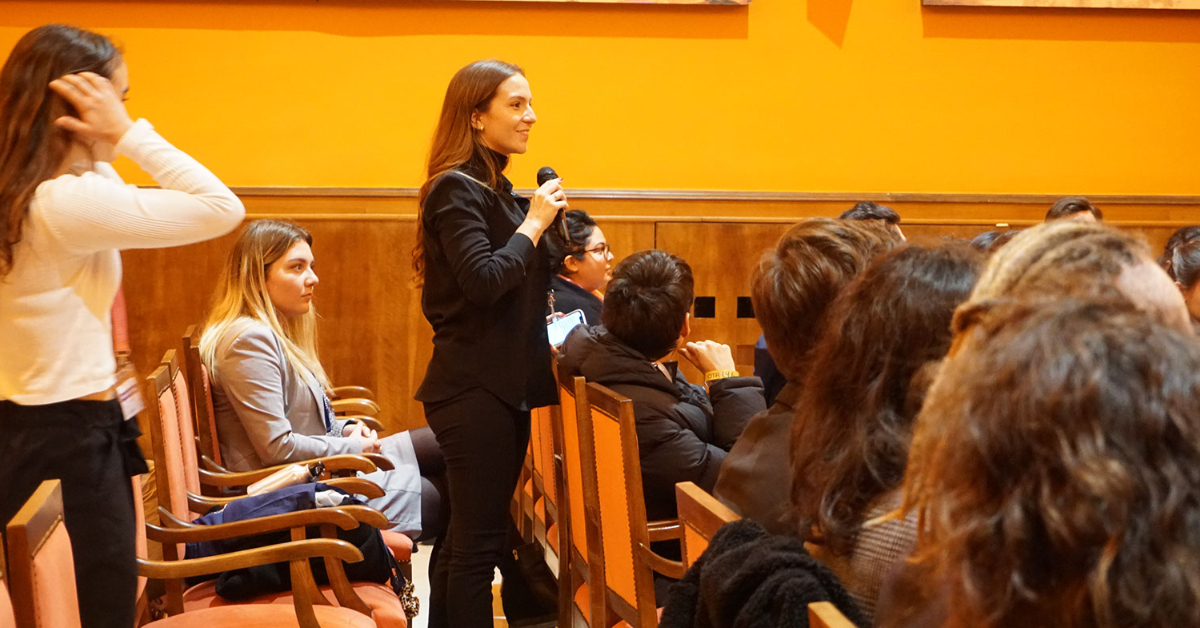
210, 320, 360, 473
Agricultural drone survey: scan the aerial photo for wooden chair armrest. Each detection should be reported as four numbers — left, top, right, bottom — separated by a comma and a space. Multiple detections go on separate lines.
201, 455, 229, 473
647, 519, 683, 543
189, 492, 240, 513
330, 385, 374, 400
158, 507, 198, 529
145, 508, 359, 544
334, 504, 390, 530
639, 543, 686, 580
359, 453, 394, 471
324, 477, 385, 500
136, 538, 362, 580
341, 414, 384, 433
197, 454, 381, 488
331, 398, 380, 416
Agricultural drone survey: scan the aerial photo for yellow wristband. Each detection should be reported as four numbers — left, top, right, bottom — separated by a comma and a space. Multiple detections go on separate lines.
704, 370, 739, 383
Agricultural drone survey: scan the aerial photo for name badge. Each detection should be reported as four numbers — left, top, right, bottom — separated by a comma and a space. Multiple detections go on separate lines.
115, 362, 145, 421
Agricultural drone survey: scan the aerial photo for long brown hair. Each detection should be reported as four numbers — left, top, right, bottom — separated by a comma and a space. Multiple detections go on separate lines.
0, 25, 121, 276
413, 60, 524, 280
790, 242, 982, 554
900, 298, 1200, 628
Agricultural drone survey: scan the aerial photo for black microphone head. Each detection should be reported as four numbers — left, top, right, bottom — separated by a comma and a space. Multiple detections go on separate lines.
536, 166, 559, 187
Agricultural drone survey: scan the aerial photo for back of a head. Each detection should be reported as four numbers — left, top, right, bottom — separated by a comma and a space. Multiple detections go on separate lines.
969, 229, 1021, 255
0, 25, 121, 276
601, 249, 694, 361
838, 201, 901, 225
903, 298, 1200, 628
1173, 239, 1200, 293
1159, 225, 1200, 280
791, 242, 983, 553
1044, 196, 1102, 222
971, 221, 1140, 304
751, 217, 902, 380
963, 221, 1190, 334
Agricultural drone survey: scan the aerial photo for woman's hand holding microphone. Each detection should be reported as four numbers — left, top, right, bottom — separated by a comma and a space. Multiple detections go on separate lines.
518, 177, 568, 243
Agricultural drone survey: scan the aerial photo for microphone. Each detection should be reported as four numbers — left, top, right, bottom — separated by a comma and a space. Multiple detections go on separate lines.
536, 166, 571, 241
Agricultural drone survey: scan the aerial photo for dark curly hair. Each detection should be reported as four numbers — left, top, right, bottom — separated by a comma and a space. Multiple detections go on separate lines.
1159, 225, 1200, 281
790, 242, 983, 554
900, 297, 1200, 628
545, 209, 597, 276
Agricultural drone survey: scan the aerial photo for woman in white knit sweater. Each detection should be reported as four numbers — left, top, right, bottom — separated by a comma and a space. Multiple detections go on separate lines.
0, 25, 243, 628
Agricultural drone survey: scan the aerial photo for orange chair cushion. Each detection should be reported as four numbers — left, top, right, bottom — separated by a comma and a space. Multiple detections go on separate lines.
523, 477, 533, 499
182, 580, 405, 628
380, 531, 413, 563
147, 604, 377, 627
30, 524, 79, 628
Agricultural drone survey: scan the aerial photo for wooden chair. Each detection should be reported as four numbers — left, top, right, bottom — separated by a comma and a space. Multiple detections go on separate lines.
531, 403, 562, 570
808, 601, 858, 628
674, 482, 740, 569
6, 479, 377, 628
0, 535, 14, 628
554, 364, 605, 627
180, 326, 383, 476
143, 363, 410, 626
579, 381, 685, 628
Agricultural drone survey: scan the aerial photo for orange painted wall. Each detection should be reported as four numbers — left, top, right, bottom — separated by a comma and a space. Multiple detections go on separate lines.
2, 0, 1198, 194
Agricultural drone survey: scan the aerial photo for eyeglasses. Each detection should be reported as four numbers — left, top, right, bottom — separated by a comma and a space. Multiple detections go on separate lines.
581, 243, 610, 257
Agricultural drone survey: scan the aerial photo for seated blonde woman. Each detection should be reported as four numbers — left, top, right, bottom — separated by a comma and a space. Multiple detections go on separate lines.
200, 219, 446, 542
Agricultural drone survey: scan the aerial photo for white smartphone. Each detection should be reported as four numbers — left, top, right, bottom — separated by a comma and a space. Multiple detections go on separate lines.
547, 309, 587, 347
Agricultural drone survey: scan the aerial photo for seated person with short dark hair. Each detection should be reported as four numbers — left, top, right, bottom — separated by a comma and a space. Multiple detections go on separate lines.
558, 249, 766, 523
1044, 195, 1102, 222
839, 201, 905, 240
545, 209, 611, 326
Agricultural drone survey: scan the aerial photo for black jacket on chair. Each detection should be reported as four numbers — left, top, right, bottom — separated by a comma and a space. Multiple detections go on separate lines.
558, 325, 765, 522
415, 152, 556, 411
658, 519, 867, 628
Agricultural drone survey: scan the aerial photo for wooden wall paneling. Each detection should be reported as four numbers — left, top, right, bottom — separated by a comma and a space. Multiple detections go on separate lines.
654, 222, 793, 382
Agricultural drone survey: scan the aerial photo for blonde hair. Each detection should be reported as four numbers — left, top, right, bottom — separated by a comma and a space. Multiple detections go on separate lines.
200, 220, 330, 390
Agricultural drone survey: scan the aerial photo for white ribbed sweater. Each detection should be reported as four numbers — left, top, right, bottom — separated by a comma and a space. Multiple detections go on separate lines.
0, 119, 244, 405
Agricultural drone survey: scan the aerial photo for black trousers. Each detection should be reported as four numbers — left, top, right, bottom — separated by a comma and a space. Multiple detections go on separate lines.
0, 398, 148, 628
424, 388, 530, 628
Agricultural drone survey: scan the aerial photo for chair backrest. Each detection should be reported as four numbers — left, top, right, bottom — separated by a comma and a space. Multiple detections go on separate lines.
184, 324, 222, 467
555, 363, 609, 627
163, 349, 202, 497
532, 405, 558, 510
0, 535, 14, 628
808, 601, 858, 628
5, 480, 81, 628
581, 381, 657, 628
145, 363, 193, 558
675, 482, 740, 569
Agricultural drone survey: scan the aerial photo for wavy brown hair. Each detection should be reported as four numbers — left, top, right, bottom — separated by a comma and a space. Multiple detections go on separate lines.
413, 59, 524, 281
900, 298, 1200, 628
751, 217, 900, 381
790, 242, 982, 554
0, 25, 121, 276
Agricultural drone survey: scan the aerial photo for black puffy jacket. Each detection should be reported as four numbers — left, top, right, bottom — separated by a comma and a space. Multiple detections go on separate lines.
558, 325, 765, 522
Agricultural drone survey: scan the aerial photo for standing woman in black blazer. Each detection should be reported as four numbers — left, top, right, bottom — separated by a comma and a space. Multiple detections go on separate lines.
414, 60, 567, 628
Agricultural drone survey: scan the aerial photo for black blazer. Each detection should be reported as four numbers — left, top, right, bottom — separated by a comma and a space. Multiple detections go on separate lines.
549, 274, 603, 327
415, 154, 556, 411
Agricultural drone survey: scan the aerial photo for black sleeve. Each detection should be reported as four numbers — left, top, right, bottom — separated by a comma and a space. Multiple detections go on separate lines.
425, 173, 537, 306
634, 402, 727, 494
707, 376, 768, 450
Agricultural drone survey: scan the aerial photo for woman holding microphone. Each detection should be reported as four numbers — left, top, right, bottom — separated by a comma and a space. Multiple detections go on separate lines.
414, 60, 567, 627
0, 25, 243, 628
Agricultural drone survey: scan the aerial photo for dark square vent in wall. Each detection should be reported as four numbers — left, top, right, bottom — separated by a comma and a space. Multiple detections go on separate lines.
736, 296, 755, 319
693, 296, 716, 319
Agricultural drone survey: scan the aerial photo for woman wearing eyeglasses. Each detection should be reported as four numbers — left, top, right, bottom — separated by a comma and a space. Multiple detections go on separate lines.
545, 209, 612, 325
